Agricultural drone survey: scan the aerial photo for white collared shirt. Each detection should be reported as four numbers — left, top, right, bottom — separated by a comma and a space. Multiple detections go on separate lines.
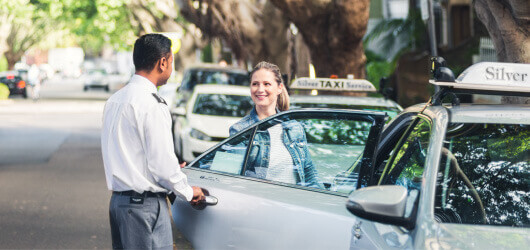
101, 74, 193, 201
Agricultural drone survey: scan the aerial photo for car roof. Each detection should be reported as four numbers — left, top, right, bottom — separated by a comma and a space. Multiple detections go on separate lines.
405, 103, 530, 124
193, 84, 250, 96
290, 95, 402, 109
445, 104, 530, 124
184, 63, 248, 74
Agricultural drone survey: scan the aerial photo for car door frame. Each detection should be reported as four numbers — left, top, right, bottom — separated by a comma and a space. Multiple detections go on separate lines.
353, 105, 451, 249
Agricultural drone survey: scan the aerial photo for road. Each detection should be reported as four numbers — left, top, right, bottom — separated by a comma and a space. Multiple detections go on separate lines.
0, 78, 191, 249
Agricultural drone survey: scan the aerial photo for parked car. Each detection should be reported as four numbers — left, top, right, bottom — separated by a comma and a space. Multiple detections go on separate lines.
172, 84, 253, 163
346, 60, 530, 249
289, 77, 402, 119
0, 71, 27, 98
83, 69, 109, 92
171, 64, 250, 110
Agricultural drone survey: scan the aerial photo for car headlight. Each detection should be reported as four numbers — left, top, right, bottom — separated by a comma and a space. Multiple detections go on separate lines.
190, 128, 212, 141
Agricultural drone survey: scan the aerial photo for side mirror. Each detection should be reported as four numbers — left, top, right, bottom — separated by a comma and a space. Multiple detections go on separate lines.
171, 106, 187, 117
346, 185, 418, 230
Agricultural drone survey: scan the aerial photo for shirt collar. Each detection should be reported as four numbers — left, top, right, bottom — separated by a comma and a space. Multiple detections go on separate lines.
130, 74, 158, 93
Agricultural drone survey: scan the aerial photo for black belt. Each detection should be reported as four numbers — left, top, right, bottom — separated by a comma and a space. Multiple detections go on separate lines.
113, 190, 167, 198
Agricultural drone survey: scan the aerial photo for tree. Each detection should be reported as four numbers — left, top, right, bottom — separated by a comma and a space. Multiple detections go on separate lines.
473, 0, 529, 104
270, 0, 370, 78
473, 0, 529, 63
0, 0, 56, 69
176, 0, 291, 71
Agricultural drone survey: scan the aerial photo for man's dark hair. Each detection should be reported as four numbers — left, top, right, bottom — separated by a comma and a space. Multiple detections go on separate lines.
133, 34, 172, 72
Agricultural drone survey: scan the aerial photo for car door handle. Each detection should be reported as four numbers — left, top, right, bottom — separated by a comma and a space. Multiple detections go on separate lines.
203, 195, 218, 206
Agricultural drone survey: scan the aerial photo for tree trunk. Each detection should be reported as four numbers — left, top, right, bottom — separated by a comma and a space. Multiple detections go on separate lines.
177, 0, 291, 72
473, 0, 530, 103
5, 50, 23, 70
270, 0, 370, 78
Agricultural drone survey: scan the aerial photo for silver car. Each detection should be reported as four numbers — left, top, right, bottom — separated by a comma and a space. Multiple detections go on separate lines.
172, 61, 529, 249
347, 61, 530, 249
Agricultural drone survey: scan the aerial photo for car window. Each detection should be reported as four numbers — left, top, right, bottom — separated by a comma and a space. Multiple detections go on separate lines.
378, 116, 432, 191
190, 111, 383, 195
435, 123, 529, 227
192, 94, 253, 117
192, 129, 253, 175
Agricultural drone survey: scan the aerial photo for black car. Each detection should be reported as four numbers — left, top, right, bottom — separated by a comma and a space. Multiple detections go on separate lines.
0, 71, 27, 98
173, 64, 250, 110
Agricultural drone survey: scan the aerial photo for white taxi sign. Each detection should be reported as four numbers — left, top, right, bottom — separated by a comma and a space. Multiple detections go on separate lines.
432, 62, 530, 93
291, 77, 377, 92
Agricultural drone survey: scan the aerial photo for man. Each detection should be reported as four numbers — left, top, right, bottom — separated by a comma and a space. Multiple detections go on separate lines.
101, 33, 204, 249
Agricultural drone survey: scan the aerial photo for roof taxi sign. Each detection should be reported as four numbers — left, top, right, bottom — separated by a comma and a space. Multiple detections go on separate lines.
432, 62, 530, 94
291, 77, 377, 92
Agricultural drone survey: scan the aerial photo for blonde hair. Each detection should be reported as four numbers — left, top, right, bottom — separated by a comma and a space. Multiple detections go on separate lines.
250, 61, 290, 111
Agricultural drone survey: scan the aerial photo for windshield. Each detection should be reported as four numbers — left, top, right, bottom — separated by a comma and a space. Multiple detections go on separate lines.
436, 123, 529, 227
290, 102, 400, 119
192, 94, 253, 117
180, 69, 250, 91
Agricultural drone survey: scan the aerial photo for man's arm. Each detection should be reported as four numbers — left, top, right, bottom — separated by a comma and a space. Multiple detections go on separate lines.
143, 104, 203, 202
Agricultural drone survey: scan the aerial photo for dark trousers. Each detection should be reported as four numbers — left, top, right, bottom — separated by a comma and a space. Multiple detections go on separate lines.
109, 192, 173, 249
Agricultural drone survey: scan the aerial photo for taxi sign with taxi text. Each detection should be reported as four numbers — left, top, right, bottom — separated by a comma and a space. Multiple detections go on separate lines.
291, 77, 377, 92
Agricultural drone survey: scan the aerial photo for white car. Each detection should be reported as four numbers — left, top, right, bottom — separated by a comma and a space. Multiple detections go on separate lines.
172, 60, 529, 249
172, 84, 253, 163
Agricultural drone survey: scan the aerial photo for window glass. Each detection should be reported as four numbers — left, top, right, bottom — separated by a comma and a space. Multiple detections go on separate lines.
190, 112, 379, 195
251, 113, 374, 194
379, 117, 432, 190
192, 94, 253, 117
435, 123, 529, 227
190, 129, 252, 175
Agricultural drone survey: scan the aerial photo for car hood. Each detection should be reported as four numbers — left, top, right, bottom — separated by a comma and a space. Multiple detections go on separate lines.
188, 113, 241, 138
428, 223, 529, 249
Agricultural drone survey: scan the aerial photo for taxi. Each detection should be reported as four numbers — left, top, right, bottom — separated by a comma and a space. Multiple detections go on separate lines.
347, 59, 529, 249
172, 59, 529, 249
290, 77, 402, 119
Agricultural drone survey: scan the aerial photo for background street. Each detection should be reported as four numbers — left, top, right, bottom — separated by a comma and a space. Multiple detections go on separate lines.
0, 78, 190, 249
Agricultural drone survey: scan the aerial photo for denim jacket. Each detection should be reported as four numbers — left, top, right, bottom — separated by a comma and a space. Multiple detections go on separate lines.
230, 108, 323, 188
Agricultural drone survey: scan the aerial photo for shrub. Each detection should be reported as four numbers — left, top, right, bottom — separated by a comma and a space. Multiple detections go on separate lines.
0, 83, 9, 100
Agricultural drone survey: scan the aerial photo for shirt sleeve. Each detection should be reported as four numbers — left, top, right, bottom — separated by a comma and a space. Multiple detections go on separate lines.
143, 103, 194, 201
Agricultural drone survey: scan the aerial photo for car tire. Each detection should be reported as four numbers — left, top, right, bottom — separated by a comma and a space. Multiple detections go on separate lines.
105, 85, 110, 92
22, 90, 28, 99
83, 86, 88, 91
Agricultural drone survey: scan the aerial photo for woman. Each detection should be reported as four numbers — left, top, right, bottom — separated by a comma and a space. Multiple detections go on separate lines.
229, 61, 322, 188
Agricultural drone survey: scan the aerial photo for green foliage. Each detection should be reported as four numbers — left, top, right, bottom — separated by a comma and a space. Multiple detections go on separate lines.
2, 0, 136, 58
366, 60, 394, 90
0, 83, 9, 100
364, 9, 427, 63
0, 56, 7, 72
201, 44, 213, 63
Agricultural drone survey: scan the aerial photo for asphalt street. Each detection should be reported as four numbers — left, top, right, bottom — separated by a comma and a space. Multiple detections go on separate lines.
0, 79, 191, 249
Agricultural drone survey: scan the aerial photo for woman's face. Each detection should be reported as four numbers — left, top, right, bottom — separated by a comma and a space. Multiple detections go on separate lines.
250, 68, 283, 110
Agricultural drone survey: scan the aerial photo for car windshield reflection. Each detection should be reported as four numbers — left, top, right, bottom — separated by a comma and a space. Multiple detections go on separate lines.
192, 94, 253, 117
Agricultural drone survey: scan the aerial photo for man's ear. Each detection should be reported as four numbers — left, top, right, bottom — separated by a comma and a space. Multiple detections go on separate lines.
158, 57, 168, 72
